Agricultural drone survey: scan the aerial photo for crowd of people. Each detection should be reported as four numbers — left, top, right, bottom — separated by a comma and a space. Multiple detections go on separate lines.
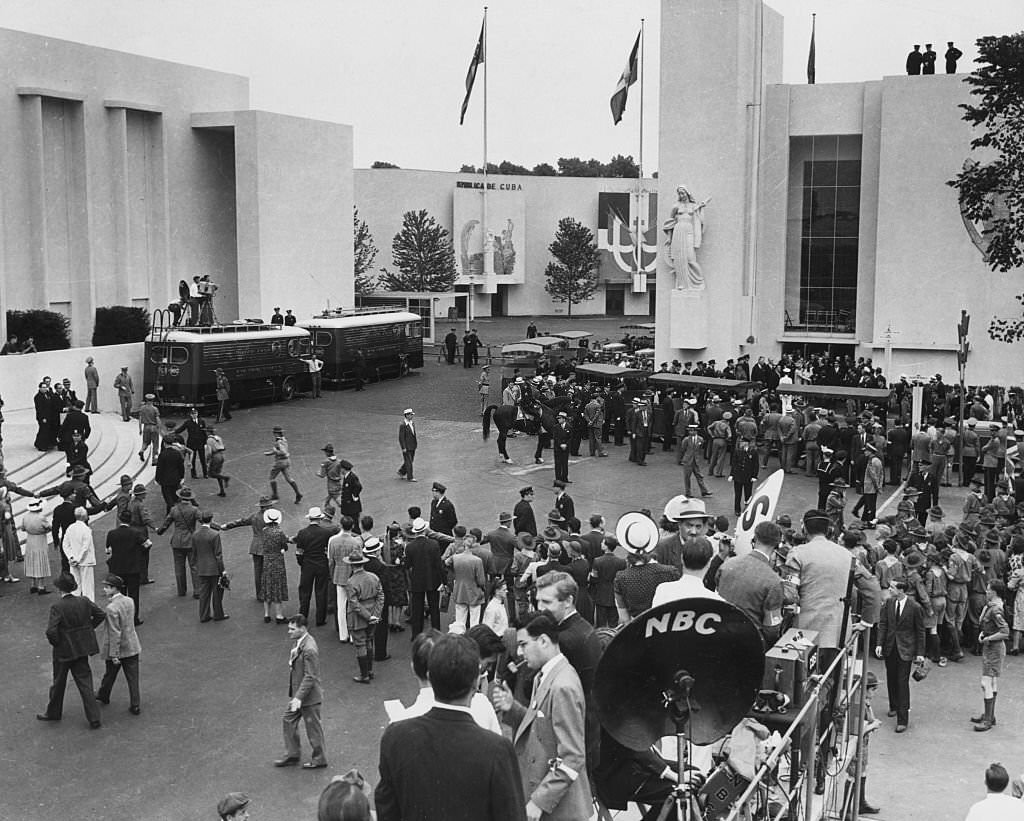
4, 338, 1023, 819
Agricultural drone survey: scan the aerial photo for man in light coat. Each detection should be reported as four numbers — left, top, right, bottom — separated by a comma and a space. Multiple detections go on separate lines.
275, 615, 327, 769
492, 611, 592, 821
95, 574, 142, 714
62, 507, 97, 601
448, 541, 487, 633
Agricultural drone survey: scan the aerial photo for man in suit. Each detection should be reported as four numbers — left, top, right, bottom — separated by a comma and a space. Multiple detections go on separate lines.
295, 507, 338, 628
551, 411, 572, 481
37, 572, 106, 728
628, 397, 653, 466
429, 482, 458, 535
448, 541, 487, 632
59, 399, 91, 452
337, 460, 362, 520
730, 435, 760, 516
126, 484, 157, 586
328, 516, 363, 642
191, 511, 228, 622
492, 611, 592, 821
275, 615, 328, 769
590, 537, 626, 627
583, 395, 608, 457
155, 436, 186, 514
220, 495, 273, 600
535, 572, 603, 771
875, 579, 925, 733
513, 486, 537, 537
174, 406, 209, 479
578, 515, 606, 565
95, 574, 142, 714
105, 514, 146, 624
376, 634, 525, 821
678, 423, 712, 497
483, 511, 518, 578
406, 517, 444, 635
363, 537, 393, 662
156, 486, 200, 598
397, 408, 418, 482
552, 481, 578, 534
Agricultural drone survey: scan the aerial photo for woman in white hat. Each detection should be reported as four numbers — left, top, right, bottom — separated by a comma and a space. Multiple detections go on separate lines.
258, 509, 290, 624
19, 497, 52, 593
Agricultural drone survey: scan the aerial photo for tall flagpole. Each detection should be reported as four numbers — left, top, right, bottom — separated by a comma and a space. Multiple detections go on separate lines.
473, 6, 489, 327
636, 20, 645, 294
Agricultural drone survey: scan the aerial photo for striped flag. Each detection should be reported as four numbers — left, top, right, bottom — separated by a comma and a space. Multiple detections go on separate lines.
610, 31, 640, 125
807, 15, 816, 84
460, 18, 486, 125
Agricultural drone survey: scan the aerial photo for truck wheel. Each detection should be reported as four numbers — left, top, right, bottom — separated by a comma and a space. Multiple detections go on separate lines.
280, 376, 296, 400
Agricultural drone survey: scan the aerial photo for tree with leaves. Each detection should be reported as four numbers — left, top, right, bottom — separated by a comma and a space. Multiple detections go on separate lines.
353, 207, 379, 296
380, 209, 458, 292
543, 217, 600, 317
371, 160, 400, 169
948, 32, 1024, 341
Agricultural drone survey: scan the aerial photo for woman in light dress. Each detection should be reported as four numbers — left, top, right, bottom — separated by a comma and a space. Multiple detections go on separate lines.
19, 498, 52, 594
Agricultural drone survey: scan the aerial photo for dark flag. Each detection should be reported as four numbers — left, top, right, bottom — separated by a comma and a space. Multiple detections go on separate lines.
807, 15, 816, 84
460, 18, 486, 125
610, 31, 641, 125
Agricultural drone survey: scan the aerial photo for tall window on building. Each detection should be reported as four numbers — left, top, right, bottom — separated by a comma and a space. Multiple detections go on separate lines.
794, 136, 861, 333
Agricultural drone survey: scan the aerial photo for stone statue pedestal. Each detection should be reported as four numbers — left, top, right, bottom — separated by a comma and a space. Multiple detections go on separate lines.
669, 288, 708, 350
479, 274, 498, 294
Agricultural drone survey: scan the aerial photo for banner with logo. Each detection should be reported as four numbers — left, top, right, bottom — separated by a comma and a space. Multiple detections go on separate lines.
733, 469, 785, 557
597, 190, 658, 283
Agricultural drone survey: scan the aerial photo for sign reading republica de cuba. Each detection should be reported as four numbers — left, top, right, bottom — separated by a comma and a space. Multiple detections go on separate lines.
456, 181, 523, 190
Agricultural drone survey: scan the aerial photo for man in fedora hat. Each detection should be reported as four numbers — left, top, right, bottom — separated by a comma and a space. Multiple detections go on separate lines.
83, 356, 100, 414
156, 486, 200, 598
854, 442, 884, 525
405, 518, 444, 636
317, 444, 344, 512
397, 409, 418, 482
265, 426, 302, 504
677, 423, 711, 496
345, 547, 384, 684
221, 495, 275, 601
482, 511, 518, 582
37, 572, 106, 728
192, 511, 228, 623
125, 483, 157, 586
214, 368, 232, 422
96, 574, 142, 714
295, 507, 339, 628
656, 495, 713, 574
362, 537, 393, 662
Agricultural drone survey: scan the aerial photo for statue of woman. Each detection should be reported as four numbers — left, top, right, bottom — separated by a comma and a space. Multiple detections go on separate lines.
663, 185, 710, 290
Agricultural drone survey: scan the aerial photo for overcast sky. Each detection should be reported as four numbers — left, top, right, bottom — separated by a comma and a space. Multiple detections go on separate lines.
1, 0, 1018, 172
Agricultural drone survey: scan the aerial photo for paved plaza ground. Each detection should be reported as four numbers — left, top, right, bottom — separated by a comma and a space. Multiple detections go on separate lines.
0, 315, 1019, 819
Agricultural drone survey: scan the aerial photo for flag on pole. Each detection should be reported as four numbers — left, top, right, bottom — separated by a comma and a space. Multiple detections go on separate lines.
807, 15, 816, 84
460, 18, 486, 125
610, 31, 641, 125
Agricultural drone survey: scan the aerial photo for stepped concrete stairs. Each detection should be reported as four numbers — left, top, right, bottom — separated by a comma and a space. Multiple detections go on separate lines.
2, 409, 155, 547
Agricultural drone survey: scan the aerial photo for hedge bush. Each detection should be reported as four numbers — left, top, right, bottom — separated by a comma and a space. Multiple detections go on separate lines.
5, 309, 70, 351
92, 306, 150, 346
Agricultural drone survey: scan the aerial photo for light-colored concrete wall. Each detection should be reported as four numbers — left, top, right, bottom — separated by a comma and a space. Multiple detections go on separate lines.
0, 342, 143, 412
233, 111, 353, 322
871, 74, 1019, 385
354, 169, 656, 317
656, 0, 784, 363
0, 28, 250, 345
